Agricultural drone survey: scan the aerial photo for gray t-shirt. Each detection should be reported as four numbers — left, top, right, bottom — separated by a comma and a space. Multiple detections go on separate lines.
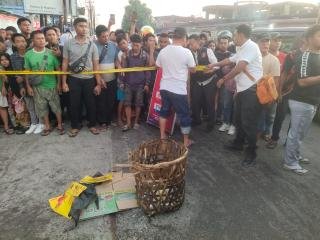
63, 37, 99, 79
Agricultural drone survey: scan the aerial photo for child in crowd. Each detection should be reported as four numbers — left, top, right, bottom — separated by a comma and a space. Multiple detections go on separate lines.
0, 64, 13, 134
116, 35, 130, 127
0, 53, 29, 134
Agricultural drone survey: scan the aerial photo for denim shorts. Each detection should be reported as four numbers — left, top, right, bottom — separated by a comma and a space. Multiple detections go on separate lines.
159, 90, 191, 134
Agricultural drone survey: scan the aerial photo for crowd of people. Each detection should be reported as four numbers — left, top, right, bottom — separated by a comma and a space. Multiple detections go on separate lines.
0, 16, 319, 174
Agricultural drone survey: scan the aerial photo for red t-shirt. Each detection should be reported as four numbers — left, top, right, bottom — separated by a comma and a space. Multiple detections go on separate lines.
277, 51, 287, 71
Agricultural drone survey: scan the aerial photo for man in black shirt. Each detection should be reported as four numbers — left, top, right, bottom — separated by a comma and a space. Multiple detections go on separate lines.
17, 17, 32, 48
283, 25, 320, 175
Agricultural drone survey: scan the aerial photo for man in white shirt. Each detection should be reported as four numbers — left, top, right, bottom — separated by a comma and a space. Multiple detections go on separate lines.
156, 27, 196, 147
188, 34, 218, 131
208, 24, 263, 167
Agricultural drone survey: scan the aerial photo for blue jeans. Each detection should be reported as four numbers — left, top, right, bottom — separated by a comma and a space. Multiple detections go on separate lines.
284, 100, 317, 169
222, 88, 234, 124
258, 103, 277, 136
160, 90, 191, 135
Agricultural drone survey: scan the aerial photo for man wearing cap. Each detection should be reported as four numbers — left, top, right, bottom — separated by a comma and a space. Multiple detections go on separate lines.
270, 32, 287, 70
257, 33, 281, 141
156, 27, 196, 147
208, 24, 263, 167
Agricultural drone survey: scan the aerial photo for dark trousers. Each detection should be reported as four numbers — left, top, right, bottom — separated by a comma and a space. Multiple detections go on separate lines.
271, 95, 289, 141
234, 86, 262, 153
191, 80, 216, 126
96, 79, 117, 125
68, 76, 96, 129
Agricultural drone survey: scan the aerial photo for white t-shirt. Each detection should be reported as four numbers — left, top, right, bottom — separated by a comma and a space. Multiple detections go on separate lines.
156, 45, 196, 95
229, 39, 263, 92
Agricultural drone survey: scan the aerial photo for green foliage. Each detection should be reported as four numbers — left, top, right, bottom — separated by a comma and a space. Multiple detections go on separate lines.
121, 0, 154, 32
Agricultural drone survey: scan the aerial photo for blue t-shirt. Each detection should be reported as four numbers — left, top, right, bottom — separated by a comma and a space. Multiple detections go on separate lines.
95, 41, 118, 82
95, 41, 118, 64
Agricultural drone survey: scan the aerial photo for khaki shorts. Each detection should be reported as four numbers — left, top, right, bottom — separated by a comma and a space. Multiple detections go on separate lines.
33, 87, 61, 118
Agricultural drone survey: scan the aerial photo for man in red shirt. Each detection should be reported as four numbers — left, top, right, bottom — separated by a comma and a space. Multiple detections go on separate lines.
269, 32, 287, 70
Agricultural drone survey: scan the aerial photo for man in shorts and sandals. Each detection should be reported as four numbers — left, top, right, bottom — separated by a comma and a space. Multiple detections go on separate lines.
25, 30, 64, 136
119, 34, 151, 131
156, 27, 196, 147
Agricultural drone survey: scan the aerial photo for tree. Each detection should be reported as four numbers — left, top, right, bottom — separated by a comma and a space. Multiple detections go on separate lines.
121, 0, 154, 32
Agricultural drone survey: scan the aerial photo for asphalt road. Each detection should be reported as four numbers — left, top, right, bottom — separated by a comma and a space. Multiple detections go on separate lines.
0, 119, 319, 240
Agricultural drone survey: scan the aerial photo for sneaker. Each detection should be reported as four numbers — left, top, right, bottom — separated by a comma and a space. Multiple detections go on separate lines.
25, 124, 37, 134
227, 125, 236, 135
298, 156, 310, 164
133, 123, 140, 130
34, 124, 44, 134
219, 123, 230, 132
283, 164, 308, 175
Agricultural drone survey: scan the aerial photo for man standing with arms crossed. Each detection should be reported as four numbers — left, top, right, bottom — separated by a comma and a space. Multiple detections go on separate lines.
208, 24, 263, 167
156, 27, 196, 147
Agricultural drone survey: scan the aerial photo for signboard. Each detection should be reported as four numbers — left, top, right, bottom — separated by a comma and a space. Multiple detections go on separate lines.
147, 69, 177, 135
24, 0, 63, 15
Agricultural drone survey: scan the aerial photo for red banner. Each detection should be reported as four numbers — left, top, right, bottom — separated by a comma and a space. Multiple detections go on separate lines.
147, 69, 176, 135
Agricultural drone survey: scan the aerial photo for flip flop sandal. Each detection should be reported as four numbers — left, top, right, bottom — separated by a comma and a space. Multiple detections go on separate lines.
89, 127, 100, 135
4, 128, 14, 135
56, 127, 65, 135
68, 129, 79, 138
41, 129, 52, 136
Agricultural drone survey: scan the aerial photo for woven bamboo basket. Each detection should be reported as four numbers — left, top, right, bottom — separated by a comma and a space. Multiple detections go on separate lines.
130, 139, 188, 216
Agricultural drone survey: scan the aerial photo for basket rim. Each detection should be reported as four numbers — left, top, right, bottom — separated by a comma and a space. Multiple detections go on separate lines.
132, 150, 188, 169
130, 139, 188, 169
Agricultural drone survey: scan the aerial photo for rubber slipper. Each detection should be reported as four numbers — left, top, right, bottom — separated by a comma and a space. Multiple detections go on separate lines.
68, 129, 79, 138
89, 127, 100, 135
41, 129, 52, 136
56, 127, 65, 135
4, 128, 14, 135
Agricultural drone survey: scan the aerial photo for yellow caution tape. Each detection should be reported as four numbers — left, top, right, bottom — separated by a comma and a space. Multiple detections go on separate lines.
80, 173, 113, 184
0, 65, 207, 75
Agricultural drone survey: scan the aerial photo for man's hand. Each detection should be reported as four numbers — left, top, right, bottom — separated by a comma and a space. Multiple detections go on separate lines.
203, 68, 214, 75
94, 85, 101, 96
20, 87, 26, 97
62, 82, 69, 92
16, 76, 24, 84
206, 63, 217, 70
144, 85, 149, 93
217, 78, 225, 88
101, 80, 107, 89
57, 84, 62, 95
149, 41, 156, 53
27, 86, 34, 96
52, 47, 61, 57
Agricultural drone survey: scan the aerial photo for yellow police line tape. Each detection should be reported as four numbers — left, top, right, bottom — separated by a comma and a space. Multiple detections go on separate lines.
0, 65, 207, 75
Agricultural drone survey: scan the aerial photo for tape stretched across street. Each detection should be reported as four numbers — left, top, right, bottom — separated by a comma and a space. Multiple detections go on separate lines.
0, 65, 207, 75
